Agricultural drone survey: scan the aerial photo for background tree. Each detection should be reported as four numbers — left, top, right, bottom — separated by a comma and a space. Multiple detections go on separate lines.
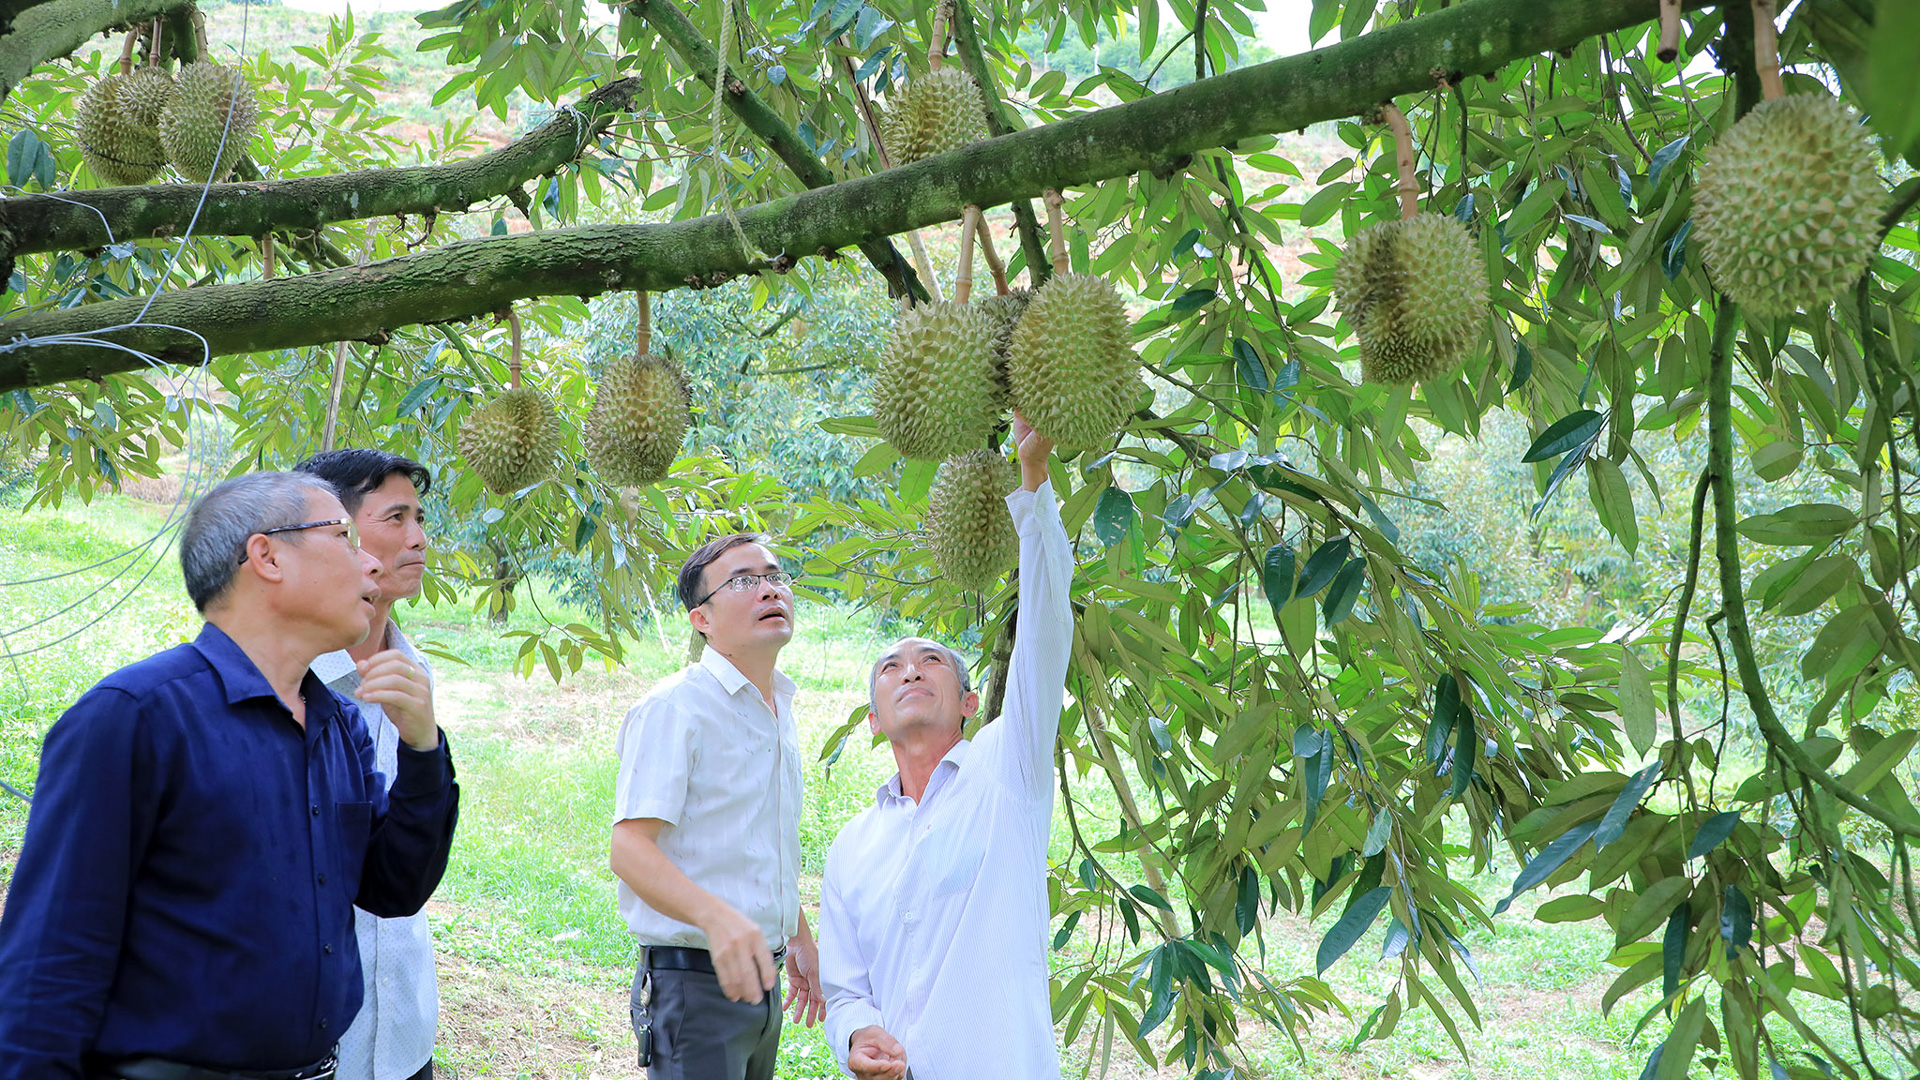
1, 0, 1918, 1076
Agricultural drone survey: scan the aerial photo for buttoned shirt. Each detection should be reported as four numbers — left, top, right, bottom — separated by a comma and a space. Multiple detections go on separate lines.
314, 625, 438, 1080
613, 646, 802, 950
0, 623, 460, 1079
819, 482, 1072, 1080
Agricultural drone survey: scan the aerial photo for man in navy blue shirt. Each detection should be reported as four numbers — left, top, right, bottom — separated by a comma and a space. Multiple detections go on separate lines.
0, 471, 461, 1080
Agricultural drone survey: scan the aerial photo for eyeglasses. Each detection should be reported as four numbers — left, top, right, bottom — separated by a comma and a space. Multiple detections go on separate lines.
693, 571, 794, 608
238, 517, 360, 565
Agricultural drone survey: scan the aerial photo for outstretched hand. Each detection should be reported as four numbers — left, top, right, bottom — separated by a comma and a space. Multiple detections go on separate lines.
1011, 412, 1054, 491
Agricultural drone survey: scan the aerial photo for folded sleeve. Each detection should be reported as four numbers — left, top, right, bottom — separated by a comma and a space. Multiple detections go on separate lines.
0, 688, 154, 1079
818, 845, 883, 1076
612, 693, 697, 826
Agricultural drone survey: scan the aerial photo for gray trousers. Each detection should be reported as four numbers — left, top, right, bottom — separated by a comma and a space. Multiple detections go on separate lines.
630, 963, 783, 1080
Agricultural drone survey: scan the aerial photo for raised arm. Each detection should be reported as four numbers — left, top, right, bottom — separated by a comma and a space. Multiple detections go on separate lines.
983, 414, 1074, 802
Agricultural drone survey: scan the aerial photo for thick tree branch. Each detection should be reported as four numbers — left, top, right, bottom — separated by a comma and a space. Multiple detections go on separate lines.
0, 79, 641, 258
0, 0, 191, 103
626, 0, 925, 300
0, 0, 1704, 391
949, 0, 1050, 285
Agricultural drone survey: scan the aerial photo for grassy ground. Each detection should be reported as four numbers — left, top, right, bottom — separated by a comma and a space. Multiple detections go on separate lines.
0, 491, 1882, 1079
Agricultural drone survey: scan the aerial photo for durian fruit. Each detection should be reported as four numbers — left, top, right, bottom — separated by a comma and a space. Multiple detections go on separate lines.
871, 299, 1001, 461
1005, 273, 1141, 449
925, 449, 1019, 591
458, 387, 562, 494
586, 351, 690, 487
878, 66, 990, 166
119, 68, 176, 128
1693, 94, 1883, 317
1333, 212, 1489, 386
159, 61, 258, 182
76, 74, 168, 186
977, 287, 1030, 410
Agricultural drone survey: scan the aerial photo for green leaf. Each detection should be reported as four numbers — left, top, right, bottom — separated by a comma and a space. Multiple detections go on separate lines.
1751, 440, 1803, 481
1619, 648, 1657, 757
1315, 886, 1391, 973
1507, 342, 1533, 394
1235, 865, 1260, 935
1426, 675, 1460, 766
1261, 543, 1296, 621
1838, 729, 1919, 793
851, 441, 899, 478
1866, 0, 1920, 155
1323, 558, 1365, 625
1735, 503, 1859, 545
1234, 337, 1268, 392
1494, 822, 1597, 915
1618, 876, 1693, 947
1721, 885, 1753, 956
1448, 703, 1477, 801
1362, 807, 1393, 857
1296, 535, 1351, 598
1595, 762, 1662, 849
1299, 181, 1355, 228
1687, 811, 1739, 858
1093, 486, 1135, 547
1662, 900, 1689, 1001
1169, 287, 1216, 316
1504, 177, 1569, 240
1769, 554, 1856, 617
1588, 457, 1639, 554
1654, 996, 1707, 1080
1535, 894, 1607, 923
7, 128, 38, 189
1522, 409, 1604, 462
393, 375, 444, 417
1129, 884, 1174, 912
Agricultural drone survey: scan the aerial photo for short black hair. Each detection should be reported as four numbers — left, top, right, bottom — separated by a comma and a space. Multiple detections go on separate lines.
677, 531, 774, 612
294, 448, 431, 515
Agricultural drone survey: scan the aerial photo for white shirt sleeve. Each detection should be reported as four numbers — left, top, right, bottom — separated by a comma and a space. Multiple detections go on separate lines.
975, 480, 1074, 803
819, 842, 883, 1075
612, 693, 697, 826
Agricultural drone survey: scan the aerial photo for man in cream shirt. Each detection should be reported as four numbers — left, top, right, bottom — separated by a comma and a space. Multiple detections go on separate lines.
610, 532, 826, 1080
819, 414, 1071, 1080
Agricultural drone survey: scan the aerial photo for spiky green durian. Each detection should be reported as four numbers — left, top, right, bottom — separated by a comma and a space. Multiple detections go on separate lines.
76, 75, 167, 187
879, 66, 990, 165
1694, 94, 1883, 317
926, 449, 1019, 591
977, 288, 1030, 410
871, 299, 1001, 461
159, 61, 258, 183
119, 68, 176, 127
1005, 273, 1141, 449
585, 351, 690, 487
458, 387, 562, 494
1333, 212, 1489, 386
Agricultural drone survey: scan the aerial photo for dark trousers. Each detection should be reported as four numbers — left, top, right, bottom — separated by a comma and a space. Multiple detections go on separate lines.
630, 963, 783, 1080
404, 1065, 432, 1080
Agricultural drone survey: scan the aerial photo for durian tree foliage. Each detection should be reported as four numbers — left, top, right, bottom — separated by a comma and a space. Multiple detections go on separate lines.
1, 0, 1920, 1075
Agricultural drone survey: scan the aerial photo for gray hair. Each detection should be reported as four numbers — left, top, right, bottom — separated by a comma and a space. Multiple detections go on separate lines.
868, 639, 973, 712
181, 471, 340, 612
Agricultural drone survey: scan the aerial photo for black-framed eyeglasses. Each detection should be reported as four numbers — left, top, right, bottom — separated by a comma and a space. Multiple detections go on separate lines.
238, 517, 360, 565
693, 571, 794, 608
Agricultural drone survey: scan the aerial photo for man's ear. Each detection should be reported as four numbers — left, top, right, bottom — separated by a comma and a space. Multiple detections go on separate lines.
866, 709, 881, 736
240, 535, 288, 584
959, 690, 981, 719
688, 603, 711, 638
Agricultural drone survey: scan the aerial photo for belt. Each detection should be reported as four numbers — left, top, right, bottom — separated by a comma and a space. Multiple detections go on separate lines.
96, 1055, 337, 1080
645, 944, 787, 974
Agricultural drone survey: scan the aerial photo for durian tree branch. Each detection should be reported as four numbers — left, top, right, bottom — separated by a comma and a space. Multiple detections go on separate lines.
0, 78, 642, 258
623, 0, 927, 302
0, 0, 192, 103
0, 0, 1708, 391
949, 0, 1050, 285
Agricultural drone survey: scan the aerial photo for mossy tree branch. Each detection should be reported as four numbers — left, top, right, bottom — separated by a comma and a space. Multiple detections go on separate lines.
1, 0, 1707, 391
0, 0, 192, 102
624, 0, 926, 301
0, 78, 641, 259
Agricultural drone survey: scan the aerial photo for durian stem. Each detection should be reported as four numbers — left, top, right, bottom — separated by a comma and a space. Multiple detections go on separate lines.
955, 204, 979, 304
636, 290, 651, 355
1382, 102, 1419, 220
261, 232, 274, 280
116, 27, 135, 76
975, 212, 1009, 296
190, 6, 207, 61
928, 0, 949, 72
506, 307, 524, 389
1044, 188, 1068, 277
1657, 0, 1682, 61
147, 18, 162, 69
1751, 0, 1784, 100
322, 340, 348, 452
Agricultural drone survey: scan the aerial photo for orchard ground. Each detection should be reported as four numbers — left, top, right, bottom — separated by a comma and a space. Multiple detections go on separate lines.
6, 478, 1873, 1080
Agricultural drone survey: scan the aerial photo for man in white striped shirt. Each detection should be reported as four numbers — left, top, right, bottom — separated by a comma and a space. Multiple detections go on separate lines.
819, 415, 1071, 1080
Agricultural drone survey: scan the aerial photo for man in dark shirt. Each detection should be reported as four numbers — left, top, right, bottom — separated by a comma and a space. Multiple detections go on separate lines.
0, 471, 461, 1080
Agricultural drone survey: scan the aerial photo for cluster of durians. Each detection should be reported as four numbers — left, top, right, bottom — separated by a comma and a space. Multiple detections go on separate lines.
77, 29, 258, 187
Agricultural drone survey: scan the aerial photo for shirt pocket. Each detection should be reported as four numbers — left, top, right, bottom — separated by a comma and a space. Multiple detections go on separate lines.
335, 800, 374, 896
922, 825, 986, 899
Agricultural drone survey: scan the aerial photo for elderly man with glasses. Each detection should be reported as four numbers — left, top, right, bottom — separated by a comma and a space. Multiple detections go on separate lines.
0, 471, 460, 1080
609, 531, 826, 1080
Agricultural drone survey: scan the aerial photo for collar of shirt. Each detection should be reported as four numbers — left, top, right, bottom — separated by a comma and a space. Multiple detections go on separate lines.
191, 623, 346, 740
876, 738, 972, 806
311, 623, 423, 693
697, 644, 796, 707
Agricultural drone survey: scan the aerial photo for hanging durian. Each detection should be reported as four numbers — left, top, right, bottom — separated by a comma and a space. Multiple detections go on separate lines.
1006, 190, 1142, 450
586, 292, 690, 487
1694, 95, 1881, 317
458, 310, 563, 495
877, 8, 988, 165
1333, 103, 1489, 386
873, 206, 1002, 460
925, 449, 1019, 591
77, 31, 169, 187
160, 17, 258, 184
